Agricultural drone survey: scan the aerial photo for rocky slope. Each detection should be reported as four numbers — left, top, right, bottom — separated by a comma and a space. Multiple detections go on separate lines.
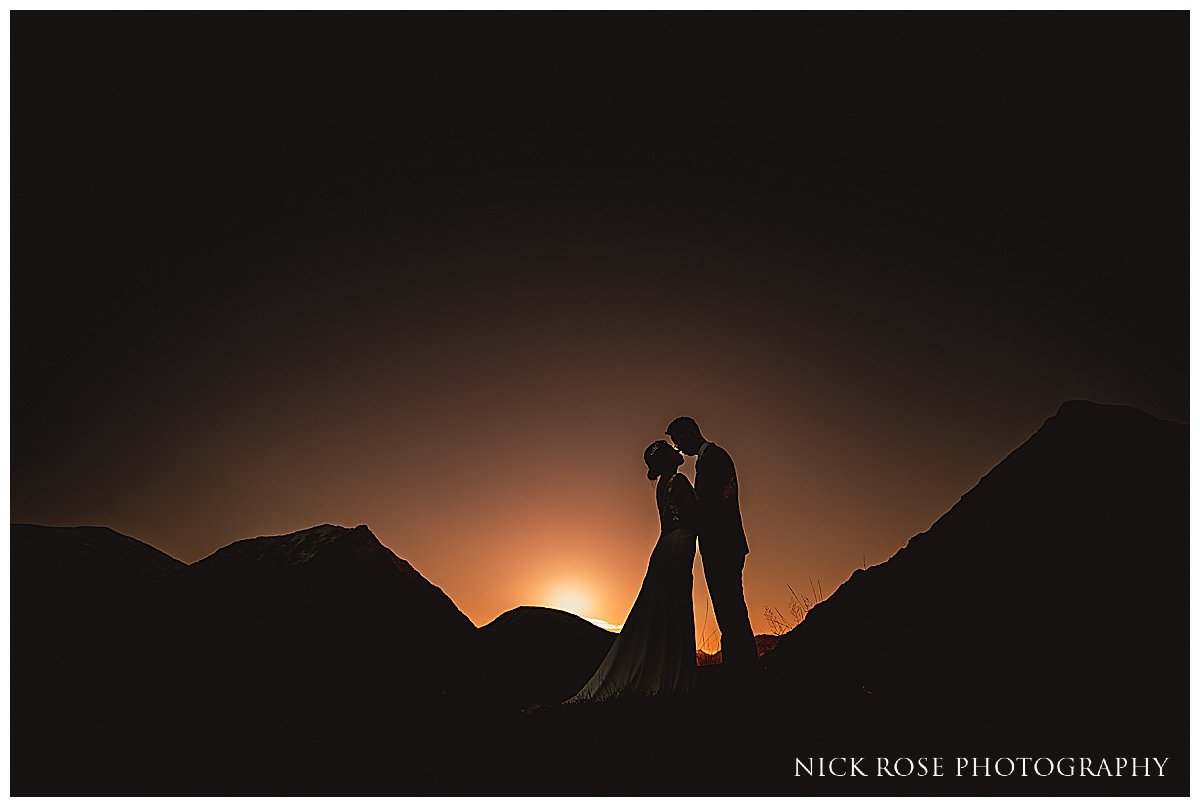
764, 400, 1188, 750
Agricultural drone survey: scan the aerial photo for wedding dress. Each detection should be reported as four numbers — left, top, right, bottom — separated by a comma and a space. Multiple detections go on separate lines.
568, 473, 698, 701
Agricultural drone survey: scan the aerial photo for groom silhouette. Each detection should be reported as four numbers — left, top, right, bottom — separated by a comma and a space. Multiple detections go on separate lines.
666, 417, 758, 680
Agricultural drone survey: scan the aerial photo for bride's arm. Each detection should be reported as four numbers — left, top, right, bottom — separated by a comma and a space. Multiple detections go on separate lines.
672, 475, 701, 530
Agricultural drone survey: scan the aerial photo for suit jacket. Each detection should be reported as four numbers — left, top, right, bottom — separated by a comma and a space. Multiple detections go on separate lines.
692, 442, 750, 558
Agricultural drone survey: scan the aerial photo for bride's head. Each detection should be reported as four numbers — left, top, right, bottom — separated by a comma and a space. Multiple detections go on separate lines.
644, 440, 684, 481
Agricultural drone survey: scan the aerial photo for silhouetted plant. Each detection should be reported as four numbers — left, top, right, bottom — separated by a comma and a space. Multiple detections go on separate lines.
764, 581, 825, 635
695, 592, 723, 664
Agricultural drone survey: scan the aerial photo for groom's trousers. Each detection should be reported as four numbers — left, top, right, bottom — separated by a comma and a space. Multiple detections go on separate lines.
702, 549, 759, 672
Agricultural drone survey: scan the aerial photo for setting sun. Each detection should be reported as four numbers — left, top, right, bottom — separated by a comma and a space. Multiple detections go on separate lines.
543, 582, 594, 617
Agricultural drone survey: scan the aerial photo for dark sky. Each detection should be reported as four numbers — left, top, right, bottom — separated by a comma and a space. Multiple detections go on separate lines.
12, 13, 1188, 637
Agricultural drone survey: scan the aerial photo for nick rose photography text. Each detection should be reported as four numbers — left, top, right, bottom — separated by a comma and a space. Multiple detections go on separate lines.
795, 757, 1170, 778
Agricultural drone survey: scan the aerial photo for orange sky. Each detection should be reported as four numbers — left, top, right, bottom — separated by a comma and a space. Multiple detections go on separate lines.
12, 235, 1172, 647
12, 15, 1186, 652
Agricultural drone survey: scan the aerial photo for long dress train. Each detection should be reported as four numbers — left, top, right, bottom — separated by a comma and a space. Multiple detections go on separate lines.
568, 473, 698, 701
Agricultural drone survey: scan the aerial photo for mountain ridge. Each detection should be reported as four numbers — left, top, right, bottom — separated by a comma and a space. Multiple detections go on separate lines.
10, 398, 1188, 794
762, 398, 1187, 756
12, 522, 186, 584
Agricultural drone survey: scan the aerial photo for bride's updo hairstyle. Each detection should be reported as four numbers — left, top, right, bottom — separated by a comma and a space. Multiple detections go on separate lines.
644, 440, 684, 480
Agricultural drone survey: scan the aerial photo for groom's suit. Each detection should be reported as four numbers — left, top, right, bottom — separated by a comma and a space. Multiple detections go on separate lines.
692, 441, 758, 672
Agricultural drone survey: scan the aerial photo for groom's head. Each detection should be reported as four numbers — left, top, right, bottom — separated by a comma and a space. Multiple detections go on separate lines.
666, 416, 705, 456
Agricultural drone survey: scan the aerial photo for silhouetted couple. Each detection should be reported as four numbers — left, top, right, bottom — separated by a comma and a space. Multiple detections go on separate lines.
569, 417, 757, 701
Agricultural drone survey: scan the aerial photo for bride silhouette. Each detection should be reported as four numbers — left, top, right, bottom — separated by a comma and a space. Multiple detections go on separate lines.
567, 440, 698, 701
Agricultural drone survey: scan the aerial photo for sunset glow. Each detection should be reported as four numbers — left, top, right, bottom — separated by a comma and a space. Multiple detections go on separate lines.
10, 11, 1187, 800
540, 584, 623, 632
584, 618, 623, 633
542, 583, 594, 617
11, 14, 1184, 663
